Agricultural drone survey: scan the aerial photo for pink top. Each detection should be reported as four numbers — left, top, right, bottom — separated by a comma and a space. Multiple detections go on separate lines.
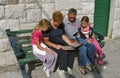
31, 30, 43, 45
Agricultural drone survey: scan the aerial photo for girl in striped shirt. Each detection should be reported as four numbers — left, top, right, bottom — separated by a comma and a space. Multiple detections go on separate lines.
78, 16, 104, 65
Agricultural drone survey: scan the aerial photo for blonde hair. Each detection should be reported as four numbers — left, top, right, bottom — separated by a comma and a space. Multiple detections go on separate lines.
52, 11, 64, 22
32, 19, 50, 36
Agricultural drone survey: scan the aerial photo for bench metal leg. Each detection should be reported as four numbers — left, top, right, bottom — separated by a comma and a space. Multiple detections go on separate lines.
19, 64, 29, 78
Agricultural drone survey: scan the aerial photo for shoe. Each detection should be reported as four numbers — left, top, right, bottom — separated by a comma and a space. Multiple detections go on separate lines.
102, 53, 106, 58
97, 59, 104, 65
43, 66, 46, 71
68, 67, 73, 75
57, 68, 68, 78
97, 56, 104, 65
86, 64, 93, 72
79, 66, 87, 75
43, 67, 51, 77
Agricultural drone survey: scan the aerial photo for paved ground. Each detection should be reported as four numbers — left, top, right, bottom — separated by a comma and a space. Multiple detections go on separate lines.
29, 38, 120, 78
1, 38, 120, 78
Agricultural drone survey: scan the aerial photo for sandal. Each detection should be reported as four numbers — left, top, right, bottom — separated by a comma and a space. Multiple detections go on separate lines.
86, 64, 93, 72
79, 66, 87, 75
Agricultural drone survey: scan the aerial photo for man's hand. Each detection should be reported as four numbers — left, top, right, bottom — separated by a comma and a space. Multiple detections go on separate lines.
86, 39, 92, 43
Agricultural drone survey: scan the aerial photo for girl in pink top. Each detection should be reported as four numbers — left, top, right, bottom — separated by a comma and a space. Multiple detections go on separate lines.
31, 19, 58, 77
79, 16, 104, 65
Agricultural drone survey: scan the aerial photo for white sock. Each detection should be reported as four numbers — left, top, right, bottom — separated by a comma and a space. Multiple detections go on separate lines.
68, 67, 73, 75
43, 67, 50, 77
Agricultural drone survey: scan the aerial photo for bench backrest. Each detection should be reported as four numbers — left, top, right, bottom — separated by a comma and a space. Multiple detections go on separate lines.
6, 29, 38, 64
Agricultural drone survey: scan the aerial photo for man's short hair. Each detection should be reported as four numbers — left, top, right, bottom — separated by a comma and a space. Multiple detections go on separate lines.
68, 8, 77, 15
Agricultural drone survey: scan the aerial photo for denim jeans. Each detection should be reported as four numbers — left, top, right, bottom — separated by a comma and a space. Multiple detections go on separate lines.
77, 38, 95, 67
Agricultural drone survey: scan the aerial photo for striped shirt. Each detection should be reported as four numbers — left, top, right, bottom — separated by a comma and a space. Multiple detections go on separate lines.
78, 25, 93, 39
81, 28, 90, 38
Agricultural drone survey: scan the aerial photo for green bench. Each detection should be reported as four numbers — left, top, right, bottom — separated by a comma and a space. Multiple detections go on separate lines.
6, 28, 105, 77
6, 29, 42, 78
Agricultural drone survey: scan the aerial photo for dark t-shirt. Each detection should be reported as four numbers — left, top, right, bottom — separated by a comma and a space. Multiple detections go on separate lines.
43, 23, 67, 45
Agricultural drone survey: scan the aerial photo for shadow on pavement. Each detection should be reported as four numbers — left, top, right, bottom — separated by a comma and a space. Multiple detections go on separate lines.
27, 60, 43, 78
92, 60, 109, 78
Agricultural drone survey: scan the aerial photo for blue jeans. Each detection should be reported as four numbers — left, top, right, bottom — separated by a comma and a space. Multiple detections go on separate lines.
77, 38, 95, 67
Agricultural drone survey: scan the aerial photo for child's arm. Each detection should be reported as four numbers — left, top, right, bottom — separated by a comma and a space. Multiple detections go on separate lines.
36, 39, 55, 55
91, 33, 96, 39
43, 37, 63, 50
86, 33, 96, 43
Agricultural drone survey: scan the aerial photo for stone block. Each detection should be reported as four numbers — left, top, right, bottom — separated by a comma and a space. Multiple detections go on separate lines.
26, 3, 40, 9
114, 8, 120, 20
25, 0, 35, 3
0, 0, 9, 5
55, 0, 82, 10
113, 20, 120, 30
20, 23, 37, 30
26, 3, 36, 9
5, 4, 25, 19
77, 9, 83, 15
82, 0, 94, 1
112, 29, 120, 39
115, 0, 120, 7
10, 0, 19, 4
0, 28, 6, 38
19, 17, 27, 24
81, 2, 94, 14
0, 6, 5, 19
42, 3, 55, 19
27, 9, 42, 23
87, 15, 94, 23
19, 0, 25, 3
42, 0, 54, 3
0, 19, 19, 31
0, 38, 11, 52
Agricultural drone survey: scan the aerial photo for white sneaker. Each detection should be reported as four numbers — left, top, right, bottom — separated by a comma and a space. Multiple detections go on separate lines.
68, 67, 73, 75
57, 69, 67, 78
43, 67, 50, 77
43, 66, 46, 71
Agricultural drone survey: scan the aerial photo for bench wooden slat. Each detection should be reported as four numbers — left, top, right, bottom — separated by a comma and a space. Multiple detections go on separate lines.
16, 40, 31, 45
20, 46, 32, 52
18, 53, 37, 64
6, 29, 33, 36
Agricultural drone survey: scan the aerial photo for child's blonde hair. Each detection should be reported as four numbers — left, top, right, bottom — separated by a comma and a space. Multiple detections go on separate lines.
32, 19, 50, 36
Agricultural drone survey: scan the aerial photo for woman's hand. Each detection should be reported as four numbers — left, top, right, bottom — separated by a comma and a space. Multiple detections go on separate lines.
55, 44, 63, 50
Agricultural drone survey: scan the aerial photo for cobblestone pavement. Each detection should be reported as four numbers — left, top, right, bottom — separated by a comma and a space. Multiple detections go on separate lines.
30, 38, 120, 78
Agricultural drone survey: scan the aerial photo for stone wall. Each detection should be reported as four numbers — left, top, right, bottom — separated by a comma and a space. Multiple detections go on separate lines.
111, 0, 120, 39
0, 0, 94, 52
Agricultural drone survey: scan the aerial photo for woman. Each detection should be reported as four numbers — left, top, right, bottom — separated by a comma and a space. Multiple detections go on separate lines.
43, 11, 76, 78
